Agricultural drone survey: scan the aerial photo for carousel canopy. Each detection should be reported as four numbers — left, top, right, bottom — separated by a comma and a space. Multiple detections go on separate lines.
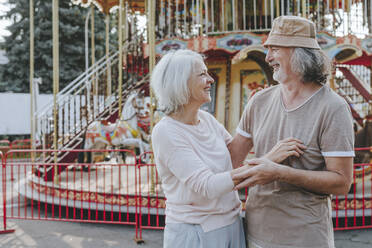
73, 0, 145, 14
343, 51, 372, 67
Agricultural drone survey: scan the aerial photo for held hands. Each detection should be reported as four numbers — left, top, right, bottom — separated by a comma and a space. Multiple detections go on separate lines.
231, 138, 305, 190
232, 158, 284, 190
264, 137, 306, 163
232, 163, 256, 186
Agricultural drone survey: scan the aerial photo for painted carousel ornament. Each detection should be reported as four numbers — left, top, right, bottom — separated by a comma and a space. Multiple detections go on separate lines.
79, 92, 152, 164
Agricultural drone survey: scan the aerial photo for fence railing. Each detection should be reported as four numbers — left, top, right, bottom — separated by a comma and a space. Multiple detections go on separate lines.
333, 147, 372, 230
1, 147, 372, 241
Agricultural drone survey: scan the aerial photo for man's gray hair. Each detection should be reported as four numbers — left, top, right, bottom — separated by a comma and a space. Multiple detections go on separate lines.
150, 49, 204, 114
291, 48, 331, 85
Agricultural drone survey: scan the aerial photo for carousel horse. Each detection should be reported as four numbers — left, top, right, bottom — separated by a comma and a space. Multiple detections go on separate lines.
78, 92, 151, 164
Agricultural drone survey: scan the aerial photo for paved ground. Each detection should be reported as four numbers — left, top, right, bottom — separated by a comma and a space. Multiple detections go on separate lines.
0, 219, 163, 248
335, 229, 372, 248
0, 217, 371, 248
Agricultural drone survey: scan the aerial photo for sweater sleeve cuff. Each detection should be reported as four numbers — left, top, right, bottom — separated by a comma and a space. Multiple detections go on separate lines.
209, 171, 235, 196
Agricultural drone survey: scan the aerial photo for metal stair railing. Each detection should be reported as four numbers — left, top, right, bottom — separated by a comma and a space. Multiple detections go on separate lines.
32, 32, 149, 182
335, 66, 370, 122
35, 50, 119, 151
35, 50, 118, 122
347, 65, 371, 93
337, 65, 370, 102
34, 34, 147, 152
336, 87, 364, 126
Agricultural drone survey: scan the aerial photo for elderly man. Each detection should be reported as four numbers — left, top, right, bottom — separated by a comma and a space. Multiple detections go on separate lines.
229, 16, 354, 248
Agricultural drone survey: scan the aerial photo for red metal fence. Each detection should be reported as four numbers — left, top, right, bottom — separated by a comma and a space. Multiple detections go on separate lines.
0, 150, 15, 234
333, 147, 372, 230
0, 140, 10, 155
0, 147, 371, 241
136, 152, 164, 241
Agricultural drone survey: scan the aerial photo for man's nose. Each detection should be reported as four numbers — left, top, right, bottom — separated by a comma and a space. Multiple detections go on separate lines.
265, 52, 272, 63
265, 49, 273, 63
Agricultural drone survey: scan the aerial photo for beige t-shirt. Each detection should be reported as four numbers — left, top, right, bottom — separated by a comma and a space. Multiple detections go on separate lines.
152, 110, 241, 232
238, 85, 354, 248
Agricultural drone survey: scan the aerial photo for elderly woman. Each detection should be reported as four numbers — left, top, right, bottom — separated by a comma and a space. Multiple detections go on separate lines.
151, 49, 245, 248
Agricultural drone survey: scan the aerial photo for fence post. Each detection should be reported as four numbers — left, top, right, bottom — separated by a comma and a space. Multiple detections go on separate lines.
134, 152, 144, 244
0, 151, 15, 234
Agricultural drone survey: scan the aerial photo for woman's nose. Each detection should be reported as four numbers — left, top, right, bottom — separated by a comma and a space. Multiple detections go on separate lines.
207, 74, 214, 84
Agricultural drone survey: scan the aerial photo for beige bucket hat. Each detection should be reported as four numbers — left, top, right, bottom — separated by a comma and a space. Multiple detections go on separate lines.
263, 16, 321, 49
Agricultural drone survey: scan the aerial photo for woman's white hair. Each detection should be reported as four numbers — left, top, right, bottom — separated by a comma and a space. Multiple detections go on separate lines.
150, 49, 204, 114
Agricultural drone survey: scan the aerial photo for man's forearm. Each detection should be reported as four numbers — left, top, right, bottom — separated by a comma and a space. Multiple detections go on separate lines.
277, 165, 351, 195
228, 134, 253, 169
233, 157, 353, 195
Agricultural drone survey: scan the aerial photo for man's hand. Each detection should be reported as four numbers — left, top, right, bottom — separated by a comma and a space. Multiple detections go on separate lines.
232, 158, 285, 190
231, 163, 256, 186
264, 137, 306, 163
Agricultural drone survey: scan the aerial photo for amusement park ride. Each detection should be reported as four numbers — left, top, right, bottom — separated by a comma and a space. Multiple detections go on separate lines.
12, 0, 372, 231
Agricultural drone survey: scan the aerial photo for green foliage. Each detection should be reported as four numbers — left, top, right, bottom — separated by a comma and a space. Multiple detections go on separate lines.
0, 0, 116, 93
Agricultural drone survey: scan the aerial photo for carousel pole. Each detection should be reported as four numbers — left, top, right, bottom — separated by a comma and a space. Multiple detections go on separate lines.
253, 0, 256, 29
275, 0, 279, 17
149, 0, 156, 122
30, 0, 35, 160
176, 0, 179, 34
85, 9, 91, 124
91, 5, 96, 118
270, 0, 274, 24
52, 0, 60, 184
118, 0, 123, 117
204, 0, 208, 33
369, 56, 372, 117
199, 0, 203, 34
329, 67, 336, 91
105, 14, 111, 110
148, 0, 156, 194
222, 0, 226, 31
124, 2, 128, 67
302, 0, 306, 17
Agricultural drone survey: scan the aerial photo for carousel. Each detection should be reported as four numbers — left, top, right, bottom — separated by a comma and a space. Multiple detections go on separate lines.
15, 0, 372, 225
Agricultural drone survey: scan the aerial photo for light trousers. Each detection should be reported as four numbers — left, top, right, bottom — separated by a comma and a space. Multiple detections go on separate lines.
164, 216, 246, 248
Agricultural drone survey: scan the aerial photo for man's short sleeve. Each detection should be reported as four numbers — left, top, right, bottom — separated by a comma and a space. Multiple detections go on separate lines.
236, 97, 254, 138
320, 103, 355, 157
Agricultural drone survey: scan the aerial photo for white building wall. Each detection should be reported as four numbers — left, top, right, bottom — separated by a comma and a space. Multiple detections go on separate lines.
0, 93, 53, 135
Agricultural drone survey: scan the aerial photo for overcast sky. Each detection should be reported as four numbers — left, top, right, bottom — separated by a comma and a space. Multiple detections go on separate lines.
0, 0, 11, 43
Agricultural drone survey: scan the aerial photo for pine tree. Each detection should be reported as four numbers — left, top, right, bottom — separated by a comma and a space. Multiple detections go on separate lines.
0, 0, 115, 93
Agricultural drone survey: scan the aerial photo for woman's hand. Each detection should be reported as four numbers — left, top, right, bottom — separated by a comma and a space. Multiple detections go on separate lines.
232, 158, 285, 190
264, 137, 306, 163
231, 164, 256, 186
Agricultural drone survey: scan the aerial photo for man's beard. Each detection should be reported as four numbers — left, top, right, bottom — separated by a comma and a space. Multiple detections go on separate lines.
272, 69, 284, 82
